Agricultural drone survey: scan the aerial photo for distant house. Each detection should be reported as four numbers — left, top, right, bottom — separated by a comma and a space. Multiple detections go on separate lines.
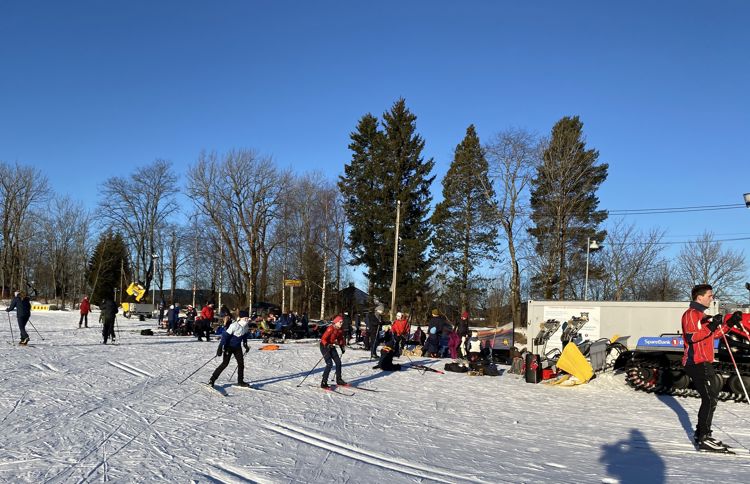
339, 283, 368, 315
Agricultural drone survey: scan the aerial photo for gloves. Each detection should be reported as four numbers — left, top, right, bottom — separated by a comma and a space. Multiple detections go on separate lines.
707, 313, 724, 332
340, 345, 346, 354
216, 347, 223, 357
244, 344, 250, 354
728, 311, 744, 328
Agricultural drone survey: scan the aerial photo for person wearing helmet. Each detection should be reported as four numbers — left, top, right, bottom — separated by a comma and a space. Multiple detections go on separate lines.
320, 315, 347, 389
209, 310, 251, 388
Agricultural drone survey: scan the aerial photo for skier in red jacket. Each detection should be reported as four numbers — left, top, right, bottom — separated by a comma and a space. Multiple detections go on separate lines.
681, 284, 741, 452
79, 295, 91, 328
196, 302, 215, 342
320, 315, 347, 389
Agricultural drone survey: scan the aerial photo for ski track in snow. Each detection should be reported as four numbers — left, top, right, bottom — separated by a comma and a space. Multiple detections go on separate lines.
107, 360, 152, 378
262, 420, 500, 483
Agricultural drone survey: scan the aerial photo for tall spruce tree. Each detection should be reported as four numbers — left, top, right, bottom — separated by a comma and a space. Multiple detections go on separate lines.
87, 232, 130, 304
528, 116, 608, 299
432, 125, 498, 313
339, 113, 387, 300
339, 99, 434, 310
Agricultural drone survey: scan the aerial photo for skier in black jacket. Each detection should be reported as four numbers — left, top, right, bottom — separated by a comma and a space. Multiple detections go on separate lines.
6, 290, 31, 345
100, 298, 118, 344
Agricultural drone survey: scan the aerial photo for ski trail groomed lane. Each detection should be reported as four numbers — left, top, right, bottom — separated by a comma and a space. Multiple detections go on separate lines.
262, 421, 499, 483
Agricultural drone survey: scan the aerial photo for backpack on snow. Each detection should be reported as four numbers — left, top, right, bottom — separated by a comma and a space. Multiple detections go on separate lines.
140, 329, 154, 336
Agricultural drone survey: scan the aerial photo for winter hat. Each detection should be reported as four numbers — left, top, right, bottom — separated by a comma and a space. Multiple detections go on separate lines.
461, 311, 469, 320
431, 309, 439, 317
239, 310, 249, 318
396, 312, 403, 319
332, 315, 344, 325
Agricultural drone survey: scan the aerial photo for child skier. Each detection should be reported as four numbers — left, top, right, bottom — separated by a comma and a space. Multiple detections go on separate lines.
209, 311, 251, 387
320, 315, 347, 388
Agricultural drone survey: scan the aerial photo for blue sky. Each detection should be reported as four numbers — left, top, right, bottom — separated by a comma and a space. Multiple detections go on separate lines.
1, 1, 749, 290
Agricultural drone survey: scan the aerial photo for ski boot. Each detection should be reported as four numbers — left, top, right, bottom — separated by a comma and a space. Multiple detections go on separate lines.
208, 378, 216, 387
321, 382, 330, 389
336, 379, 348, 386
237, 382, 250, 388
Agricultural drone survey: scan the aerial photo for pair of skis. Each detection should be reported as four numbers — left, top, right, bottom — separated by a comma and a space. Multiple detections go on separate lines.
322, 383, 379, 396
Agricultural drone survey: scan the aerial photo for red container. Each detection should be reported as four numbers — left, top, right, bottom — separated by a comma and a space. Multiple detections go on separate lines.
542, 368, 557, 380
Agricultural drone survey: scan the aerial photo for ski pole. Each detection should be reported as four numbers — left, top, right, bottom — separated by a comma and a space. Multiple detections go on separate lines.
27, 319, 45, 341
178, 355, 217, 385
720, 330, 750, 404
296, 354, 326, 387
7, 311, 14, 342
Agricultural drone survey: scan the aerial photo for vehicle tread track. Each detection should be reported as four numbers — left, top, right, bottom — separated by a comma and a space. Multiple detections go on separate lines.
262, 420, 499, 483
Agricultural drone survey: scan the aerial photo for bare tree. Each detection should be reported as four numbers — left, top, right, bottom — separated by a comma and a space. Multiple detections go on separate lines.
97, 159, 178, 295
484, 128, 538, 326
594, 220, 666, 301
676, 231, 747, 302
188, 149, 285, 309
39, 196, 90, 307
0, 162, 51, 295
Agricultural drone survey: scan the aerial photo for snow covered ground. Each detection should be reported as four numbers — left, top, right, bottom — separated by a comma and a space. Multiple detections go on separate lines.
2, 309, 750, 483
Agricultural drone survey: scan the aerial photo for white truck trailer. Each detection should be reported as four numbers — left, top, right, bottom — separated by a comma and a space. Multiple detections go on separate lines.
524, 299, 720, 355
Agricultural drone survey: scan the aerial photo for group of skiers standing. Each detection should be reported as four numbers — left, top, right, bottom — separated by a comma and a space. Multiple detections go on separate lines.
76, 295, 118, 344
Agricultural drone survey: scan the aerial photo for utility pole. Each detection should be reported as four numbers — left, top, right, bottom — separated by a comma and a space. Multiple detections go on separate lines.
389, 200, 401, 321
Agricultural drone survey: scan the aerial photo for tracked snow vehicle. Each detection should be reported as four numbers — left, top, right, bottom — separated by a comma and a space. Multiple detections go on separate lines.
615, 312, 750, 402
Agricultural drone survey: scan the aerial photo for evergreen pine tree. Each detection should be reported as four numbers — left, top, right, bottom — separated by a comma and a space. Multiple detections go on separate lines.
378, 99, 435, 310
431, 125, 499, 312
87, 232, 130, 304
529, 116, 608, 299
339, 99, 435, 310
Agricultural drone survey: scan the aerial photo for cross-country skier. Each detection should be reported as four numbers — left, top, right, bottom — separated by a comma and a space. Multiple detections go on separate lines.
79, 295, 91, 328
100, 297, 118, 344
681, 284, 742, 452
6, 290, 31, 345
209, 311, 251, 387
320, 315, 347, 388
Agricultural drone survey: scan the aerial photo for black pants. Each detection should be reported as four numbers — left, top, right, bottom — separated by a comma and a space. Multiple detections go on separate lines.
18, 316, 29, 341
210, 347, 244, 384
685, 362, 720, 439
368, 327, 380, 357
102, 318, 115, 343
195, 320, 211, 341
79, 313, 88, 327
320, 344, 342, 383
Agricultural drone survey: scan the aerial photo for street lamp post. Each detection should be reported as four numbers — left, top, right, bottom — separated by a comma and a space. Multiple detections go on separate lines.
584, 237, 600, 301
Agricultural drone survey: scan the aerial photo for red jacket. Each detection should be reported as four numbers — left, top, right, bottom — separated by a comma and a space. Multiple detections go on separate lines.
321, 324, 345, 347
200, 305, 214, 321
392, 318, 410, 337
682, 304, 727, 366
80, 298, 90, 315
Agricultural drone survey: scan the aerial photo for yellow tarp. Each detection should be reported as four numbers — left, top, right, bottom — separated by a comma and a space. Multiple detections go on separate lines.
556, 342, 594, 383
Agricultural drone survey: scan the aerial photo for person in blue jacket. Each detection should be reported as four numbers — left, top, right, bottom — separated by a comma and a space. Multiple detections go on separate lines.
6, 290, 31, 345
209, 310, 251, 387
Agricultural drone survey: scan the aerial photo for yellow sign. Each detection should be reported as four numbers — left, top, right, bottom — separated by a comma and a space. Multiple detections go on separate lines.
284, 279, 302, 287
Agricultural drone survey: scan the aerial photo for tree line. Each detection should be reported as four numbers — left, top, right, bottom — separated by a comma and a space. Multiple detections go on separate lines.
1, 99, 746, 322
